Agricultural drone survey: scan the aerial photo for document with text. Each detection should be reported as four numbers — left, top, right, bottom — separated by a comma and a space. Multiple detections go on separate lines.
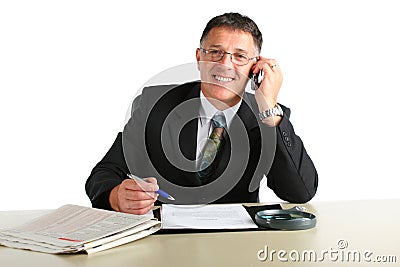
0, 204, 161, 254
161, 204, 258, 229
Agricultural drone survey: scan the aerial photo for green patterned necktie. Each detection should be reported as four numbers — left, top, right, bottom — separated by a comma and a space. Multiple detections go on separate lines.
197, 112, 227, 183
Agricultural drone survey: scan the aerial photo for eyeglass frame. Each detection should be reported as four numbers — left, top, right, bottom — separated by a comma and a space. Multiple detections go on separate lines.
198, 47, 259, 66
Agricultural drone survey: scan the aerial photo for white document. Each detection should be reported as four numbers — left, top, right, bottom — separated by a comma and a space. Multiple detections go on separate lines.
161, 204, 258, 229
0, 204, 161, 254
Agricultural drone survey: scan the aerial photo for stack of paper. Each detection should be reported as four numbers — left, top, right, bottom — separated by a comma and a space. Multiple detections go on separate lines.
161, 204, 258, 229
0, 204, 161, 254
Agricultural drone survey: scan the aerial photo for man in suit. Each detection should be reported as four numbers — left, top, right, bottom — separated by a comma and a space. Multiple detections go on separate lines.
85, 12, 318, 214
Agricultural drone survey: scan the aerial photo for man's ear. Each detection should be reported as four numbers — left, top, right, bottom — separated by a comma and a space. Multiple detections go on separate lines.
195, 48, 201, 70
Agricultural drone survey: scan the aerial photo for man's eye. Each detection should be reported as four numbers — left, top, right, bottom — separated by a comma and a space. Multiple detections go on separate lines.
234, 53, 247, 59
209, 50, 221, 55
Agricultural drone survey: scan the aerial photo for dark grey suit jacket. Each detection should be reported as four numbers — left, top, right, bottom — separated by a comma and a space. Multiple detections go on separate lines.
85, 81, 318, 209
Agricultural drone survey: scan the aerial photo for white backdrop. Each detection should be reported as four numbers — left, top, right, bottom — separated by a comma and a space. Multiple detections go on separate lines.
1, 0, 399, 210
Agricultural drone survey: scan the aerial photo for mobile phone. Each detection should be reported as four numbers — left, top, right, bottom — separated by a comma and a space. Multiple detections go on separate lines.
250, 70, 264, 90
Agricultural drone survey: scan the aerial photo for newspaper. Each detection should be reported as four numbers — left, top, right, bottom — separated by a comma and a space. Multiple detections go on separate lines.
0, 204, 161, 254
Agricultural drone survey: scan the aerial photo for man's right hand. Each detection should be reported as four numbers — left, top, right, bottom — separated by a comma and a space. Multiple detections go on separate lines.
109, 177, 159, 215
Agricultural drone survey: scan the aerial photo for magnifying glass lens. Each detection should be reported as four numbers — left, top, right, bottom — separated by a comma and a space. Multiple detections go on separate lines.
255, 208, 317, 230
260, 214, 293, 220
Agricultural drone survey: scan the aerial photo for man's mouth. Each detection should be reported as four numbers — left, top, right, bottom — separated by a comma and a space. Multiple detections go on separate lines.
212, 74, 234, 83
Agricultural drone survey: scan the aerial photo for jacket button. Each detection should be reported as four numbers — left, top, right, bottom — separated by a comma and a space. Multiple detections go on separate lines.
282, 131, 287, 137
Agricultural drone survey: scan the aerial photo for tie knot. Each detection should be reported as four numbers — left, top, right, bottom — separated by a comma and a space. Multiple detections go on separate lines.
212, 112, 227, 129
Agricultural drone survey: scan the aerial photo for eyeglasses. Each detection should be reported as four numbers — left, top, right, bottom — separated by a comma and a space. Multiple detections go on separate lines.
199, 48, 258, 66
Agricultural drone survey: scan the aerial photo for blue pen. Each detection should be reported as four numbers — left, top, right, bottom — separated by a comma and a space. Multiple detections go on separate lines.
127, 174, 175, 201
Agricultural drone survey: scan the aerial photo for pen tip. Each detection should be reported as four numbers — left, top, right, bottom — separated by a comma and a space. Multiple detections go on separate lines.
168, 196, 175, 201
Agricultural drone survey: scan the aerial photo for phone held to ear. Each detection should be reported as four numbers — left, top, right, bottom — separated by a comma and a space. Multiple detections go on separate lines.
250, 70, 264, 91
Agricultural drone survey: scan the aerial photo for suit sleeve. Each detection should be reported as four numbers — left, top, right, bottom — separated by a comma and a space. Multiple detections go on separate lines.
85, 90, 151, 210
85, 133, 128, 210
265, 104, 318, 203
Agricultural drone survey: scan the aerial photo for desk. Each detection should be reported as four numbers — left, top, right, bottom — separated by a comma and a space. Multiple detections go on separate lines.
1, 200, 399, 267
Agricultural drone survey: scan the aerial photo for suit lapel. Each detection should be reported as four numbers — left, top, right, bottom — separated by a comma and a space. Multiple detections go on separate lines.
164, 83, 202, 186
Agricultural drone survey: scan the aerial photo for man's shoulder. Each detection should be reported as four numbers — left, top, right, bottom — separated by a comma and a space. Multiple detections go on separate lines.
141, 81, 201, 100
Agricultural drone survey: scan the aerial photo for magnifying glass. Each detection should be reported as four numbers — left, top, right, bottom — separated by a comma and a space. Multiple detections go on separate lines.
255, 206, 316, 230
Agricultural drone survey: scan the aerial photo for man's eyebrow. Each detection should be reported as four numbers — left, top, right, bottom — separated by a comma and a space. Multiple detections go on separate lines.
207, 45, 249, 54
233, 48, 249, 54
208, 44, 223, 49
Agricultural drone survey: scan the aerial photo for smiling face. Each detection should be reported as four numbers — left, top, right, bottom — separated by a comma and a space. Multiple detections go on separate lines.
196, 26, 257, 109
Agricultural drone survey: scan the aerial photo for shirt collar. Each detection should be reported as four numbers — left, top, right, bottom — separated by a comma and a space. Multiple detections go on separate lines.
198, 90, 242, 128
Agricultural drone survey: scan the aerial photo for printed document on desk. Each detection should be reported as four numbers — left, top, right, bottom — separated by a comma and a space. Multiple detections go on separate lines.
161, 204, 258, 229
0, 204, 161, 254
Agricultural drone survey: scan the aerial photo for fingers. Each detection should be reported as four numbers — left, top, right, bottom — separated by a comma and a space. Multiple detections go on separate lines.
123, 178, 159, 193
142, 177, 158, 185
252, 56, 283, 114
122, 187, 158, 201
118, 198, 156, 215
116, 178, 159, 215
253, 57, 281, 74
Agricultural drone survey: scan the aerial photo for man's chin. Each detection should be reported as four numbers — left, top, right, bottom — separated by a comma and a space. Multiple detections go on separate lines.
208, 81, 242, 93
203, 84, 242, 107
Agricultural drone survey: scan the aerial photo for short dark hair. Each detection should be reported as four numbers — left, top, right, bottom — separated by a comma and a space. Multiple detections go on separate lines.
200, 12, 263, 55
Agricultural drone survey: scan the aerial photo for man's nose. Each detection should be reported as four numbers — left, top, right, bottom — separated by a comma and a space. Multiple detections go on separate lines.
220, 53, 234, 68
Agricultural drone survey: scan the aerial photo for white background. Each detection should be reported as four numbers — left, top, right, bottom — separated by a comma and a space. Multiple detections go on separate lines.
1, 0, 399, 210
